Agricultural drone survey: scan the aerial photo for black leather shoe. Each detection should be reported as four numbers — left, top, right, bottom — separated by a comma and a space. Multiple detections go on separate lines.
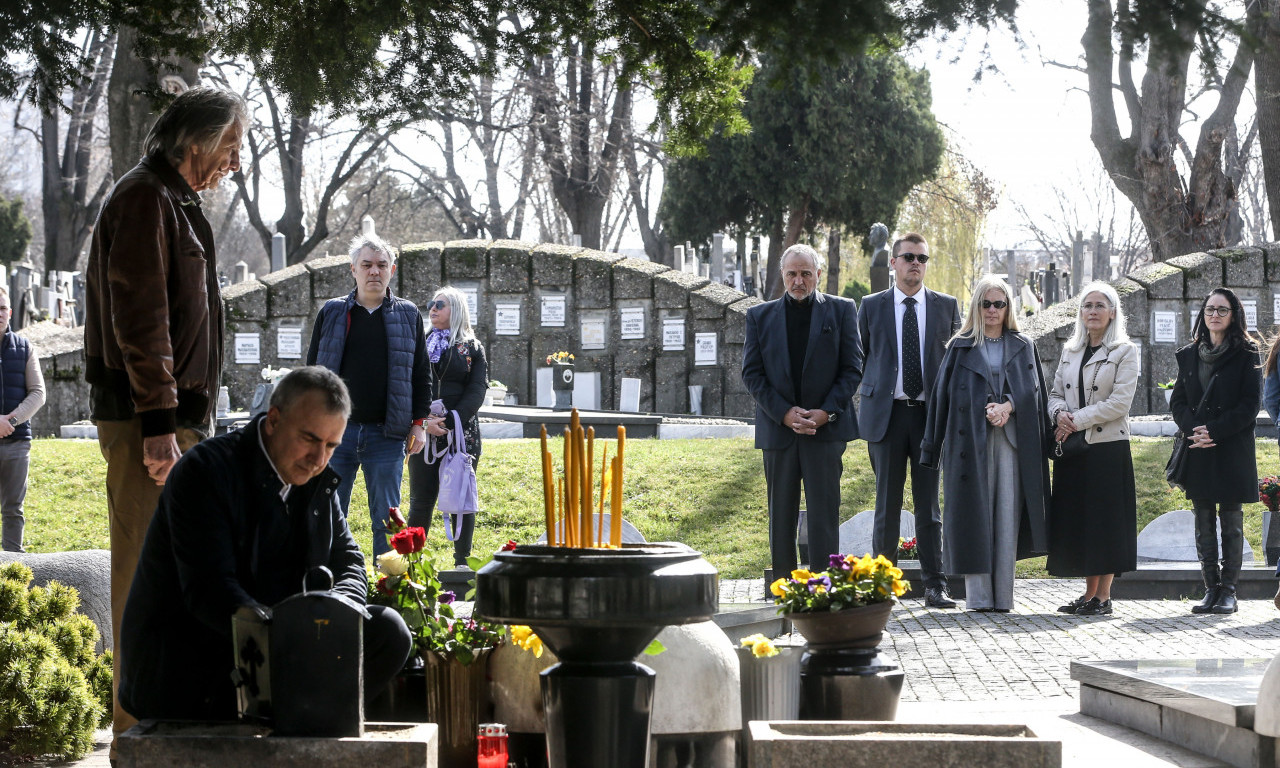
924, 586, 957, 608
1057, 595, 1088, 614
1075, 597, 1113, 615
1191, 586, 1220, 614
1211, 586, 1238, 614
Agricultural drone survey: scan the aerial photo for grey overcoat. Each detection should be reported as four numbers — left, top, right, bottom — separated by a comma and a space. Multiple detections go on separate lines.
919, 332, 1052, 573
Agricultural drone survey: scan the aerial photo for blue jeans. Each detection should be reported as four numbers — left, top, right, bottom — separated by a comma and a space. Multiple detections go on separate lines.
329, 422, 405, 558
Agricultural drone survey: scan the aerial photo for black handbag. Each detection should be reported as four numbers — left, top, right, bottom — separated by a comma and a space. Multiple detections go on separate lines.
1050, 352, 1103, 461
1165, 374, 1217, 491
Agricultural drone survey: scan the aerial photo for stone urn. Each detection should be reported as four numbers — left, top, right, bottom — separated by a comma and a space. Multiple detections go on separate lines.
474, 543, 717, 768
786, 601, 903, 721
550, 362, 574, 409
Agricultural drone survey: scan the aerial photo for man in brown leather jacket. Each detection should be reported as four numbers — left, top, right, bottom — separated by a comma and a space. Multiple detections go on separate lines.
83, 86, 247, 746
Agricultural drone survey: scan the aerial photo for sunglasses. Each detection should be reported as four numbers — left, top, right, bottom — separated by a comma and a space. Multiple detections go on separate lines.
1203, 306, 1232, 317
427, 299, 448, 310
982, 300, 1008, 309
897, 252, 929, 264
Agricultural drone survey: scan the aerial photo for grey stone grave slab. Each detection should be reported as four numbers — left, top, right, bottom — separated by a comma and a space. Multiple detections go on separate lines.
1136, 509, 1254, 563
746, 721, 1060, 767
838, 509, 914, 559
536, 513, 646, 545
1072, 658, 1273, 768
116, 720, 438, 768
0, 549, 111, 652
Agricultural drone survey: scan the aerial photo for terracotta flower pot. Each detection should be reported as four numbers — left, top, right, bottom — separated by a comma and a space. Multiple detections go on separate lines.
785, 601, 894, 651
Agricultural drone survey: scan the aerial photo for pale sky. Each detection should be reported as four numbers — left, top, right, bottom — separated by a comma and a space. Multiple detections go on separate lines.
904, 4, 1100, 250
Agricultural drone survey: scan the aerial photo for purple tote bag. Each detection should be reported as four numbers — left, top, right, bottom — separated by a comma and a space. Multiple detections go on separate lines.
425, 410, 479, 540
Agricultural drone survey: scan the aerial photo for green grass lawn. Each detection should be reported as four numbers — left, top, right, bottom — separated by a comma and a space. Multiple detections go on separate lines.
23, 435, 1280, 579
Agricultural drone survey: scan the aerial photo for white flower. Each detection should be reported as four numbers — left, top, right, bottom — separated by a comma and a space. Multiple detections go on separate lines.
376, 551, 408, 577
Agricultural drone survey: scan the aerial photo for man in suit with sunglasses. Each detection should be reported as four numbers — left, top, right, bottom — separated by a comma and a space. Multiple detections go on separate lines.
857, 232, 960, 608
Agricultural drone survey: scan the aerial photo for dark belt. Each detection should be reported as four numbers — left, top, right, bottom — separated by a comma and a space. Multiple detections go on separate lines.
894, 399, 925, 407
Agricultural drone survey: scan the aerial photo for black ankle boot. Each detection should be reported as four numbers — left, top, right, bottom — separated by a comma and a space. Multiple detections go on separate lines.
1211, 585, 1238, 614
1192, 586, 1220, 614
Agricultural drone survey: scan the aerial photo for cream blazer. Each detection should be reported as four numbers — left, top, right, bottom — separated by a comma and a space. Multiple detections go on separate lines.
1047, 340, 1138, 445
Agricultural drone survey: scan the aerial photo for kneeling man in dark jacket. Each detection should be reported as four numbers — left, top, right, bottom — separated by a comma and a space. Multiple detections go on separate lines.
119, 366, 412, 720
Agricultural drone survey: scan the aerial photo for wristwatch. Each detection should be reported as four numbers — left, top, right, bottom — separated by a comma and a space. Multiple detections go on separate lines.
827, 411, 838, 424
7, 417, 16, 427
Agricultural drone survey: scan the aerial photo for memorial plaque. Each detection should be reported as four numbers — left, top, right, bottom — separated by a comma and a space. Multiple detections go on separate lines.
277, 327, 302, 360
1243, 299, 1258, 331
619, 307, 645, 340
495, 302, 521, 335
461, 285, 479, 323
581, 319, 606, 350
540, 295, 566, 327
662, 318, 685, 351
235, 333, 261, 365
694, 332, 717, 366
1152, 311, 1177, 343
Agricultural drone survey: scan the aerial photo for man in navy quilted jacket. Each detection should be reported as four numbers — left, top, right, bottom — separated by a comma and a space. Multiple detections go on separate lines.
308, 234, 429, 557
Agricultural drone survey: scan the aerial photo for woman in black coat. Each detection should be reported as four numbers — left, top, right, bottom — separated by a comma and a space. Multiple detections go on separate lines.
1169, 287, 1261, 615
920, 275, 1051, 612
408, 285, 487, 565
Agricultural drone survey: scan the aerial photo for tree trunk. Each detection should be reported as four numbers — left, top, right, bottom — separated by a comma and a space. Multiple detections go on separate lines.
1257, 0, 1280, 240
763, 217, 785, 299
826, 229, 841, 295
108, 26, 199, 182
1083, 0, 1255, 261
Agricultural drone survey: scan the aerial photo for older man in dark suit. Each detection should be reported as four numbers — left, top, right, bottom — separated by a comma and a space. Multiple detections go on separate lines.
857, 232, 960, 608
742, 244, 862, 575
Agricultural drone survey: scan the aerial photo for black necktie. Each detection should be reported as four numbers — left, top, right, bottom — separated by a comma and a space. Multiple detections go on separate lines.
902, 296, 923, 399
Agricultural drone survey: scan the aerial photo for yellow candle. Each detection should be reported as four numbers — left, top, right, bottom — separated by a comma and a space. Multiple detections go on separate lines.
564, 427, 576, 547
540, 426, 553, 545
598, 444, 609, 547
578, 425, 591, 548
612, 426, 625, 546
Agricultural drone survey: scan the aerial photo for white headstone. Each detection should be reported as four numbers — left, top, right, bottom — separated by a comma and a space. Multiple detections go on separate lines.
271, 231, 286, 273
838, 510, 915, 559
619, 378, 641, 413
536, 367, 555, 407
1136, 509, 1254, 562
573, 371, 601, 410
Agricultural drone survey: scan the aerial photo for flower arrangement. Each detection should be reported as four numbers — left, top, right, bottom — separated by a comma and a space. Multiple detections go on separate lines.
770, 553, 909, 614
1157, 378, 1176, 390
546, 351, 574, 365
897, 536, 918, 560
370, 508, 506, 664
739, 633, 780, 658
1261, 476, 1280, 512
260, 366, 291, 383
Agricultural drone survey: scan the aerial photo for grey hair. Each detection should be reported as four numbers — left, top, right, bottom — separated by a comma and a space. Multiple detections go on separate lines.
1065, 281, 1130, 352
430, 286, 476, 346
270, 366, 351, 418
143, 87, 248, 168
779, 244, 826, 303
348, 233, 398, 265
953, 274, 1019, 347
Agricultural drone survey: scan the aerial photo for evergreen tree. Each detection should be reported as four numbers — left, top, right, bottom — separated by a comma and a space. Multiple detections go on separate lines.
0, 195, 33, 267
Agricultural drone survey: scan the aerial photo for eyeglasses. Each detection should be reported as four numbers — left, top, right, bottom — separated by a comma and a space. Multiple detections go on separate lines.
1081, 302, 1111, 312
1203, 306, 1232, 317
897, 252, 929, 264
427, 300, 447, 310
981, 300, 1008, 309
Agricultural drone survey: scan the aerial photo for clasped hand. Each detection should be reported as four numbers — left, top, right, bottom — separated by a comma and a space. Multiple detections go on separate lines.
1188, 424, 1215, 449
785, 406, 827, 435
986, 401, 1012, 428
1054, 410, 1076, 443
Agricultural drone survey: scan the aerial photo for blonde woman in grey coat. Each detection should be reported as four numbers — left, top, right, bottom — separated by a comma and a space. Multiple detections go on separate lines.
1046, 282, 1138, 616
920, 275, 1052, 612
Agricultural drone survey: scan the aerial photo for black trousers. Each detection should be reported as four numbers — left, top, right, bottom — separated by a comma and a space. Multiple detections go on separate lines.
1192, 499, 1244, 587
407, 452, 478, 565
364, 605, 415, 702
867, 400, 946, 587
762, 439, 846, 574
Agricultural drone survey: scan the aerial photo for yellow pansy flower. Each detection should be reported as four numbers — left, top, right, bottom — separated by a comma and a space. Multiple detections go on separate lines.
770, 578, 789, 597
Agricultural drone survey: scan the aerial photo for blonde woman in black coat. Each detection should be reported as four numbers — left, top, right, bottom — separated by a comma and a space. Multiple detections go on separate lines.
1170, 287, 1261, 615
920, 275, 1051, 612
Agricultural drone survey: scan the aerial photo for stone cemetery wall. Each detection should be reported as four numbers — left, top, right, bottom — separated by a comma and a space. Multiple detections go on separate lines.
1021, 243, 1280, 417
221, 239, 762, 417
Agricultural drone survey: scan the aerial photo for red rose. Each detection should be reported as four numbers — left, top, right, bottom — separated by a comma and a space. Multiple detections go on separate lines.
388, 506, 406, 532
376, 576, 394, 596
501, 540, 518, 551
408, 527, 426, 552
390, 529, 414, 555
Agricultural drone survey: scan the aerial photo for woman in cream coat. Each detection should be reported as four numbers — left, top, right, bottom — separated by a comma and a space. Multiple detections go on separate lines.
1046, 282, 1139, 615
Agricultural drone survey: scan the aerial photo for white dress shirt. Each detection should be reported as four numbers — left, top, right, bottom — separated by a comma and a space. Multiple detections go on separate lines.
893, 285, 927, 401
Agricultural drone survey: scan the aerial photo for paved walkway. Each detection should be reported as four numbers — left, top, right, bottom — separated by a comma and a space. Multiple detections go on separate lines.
53, 578, 1280, 767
